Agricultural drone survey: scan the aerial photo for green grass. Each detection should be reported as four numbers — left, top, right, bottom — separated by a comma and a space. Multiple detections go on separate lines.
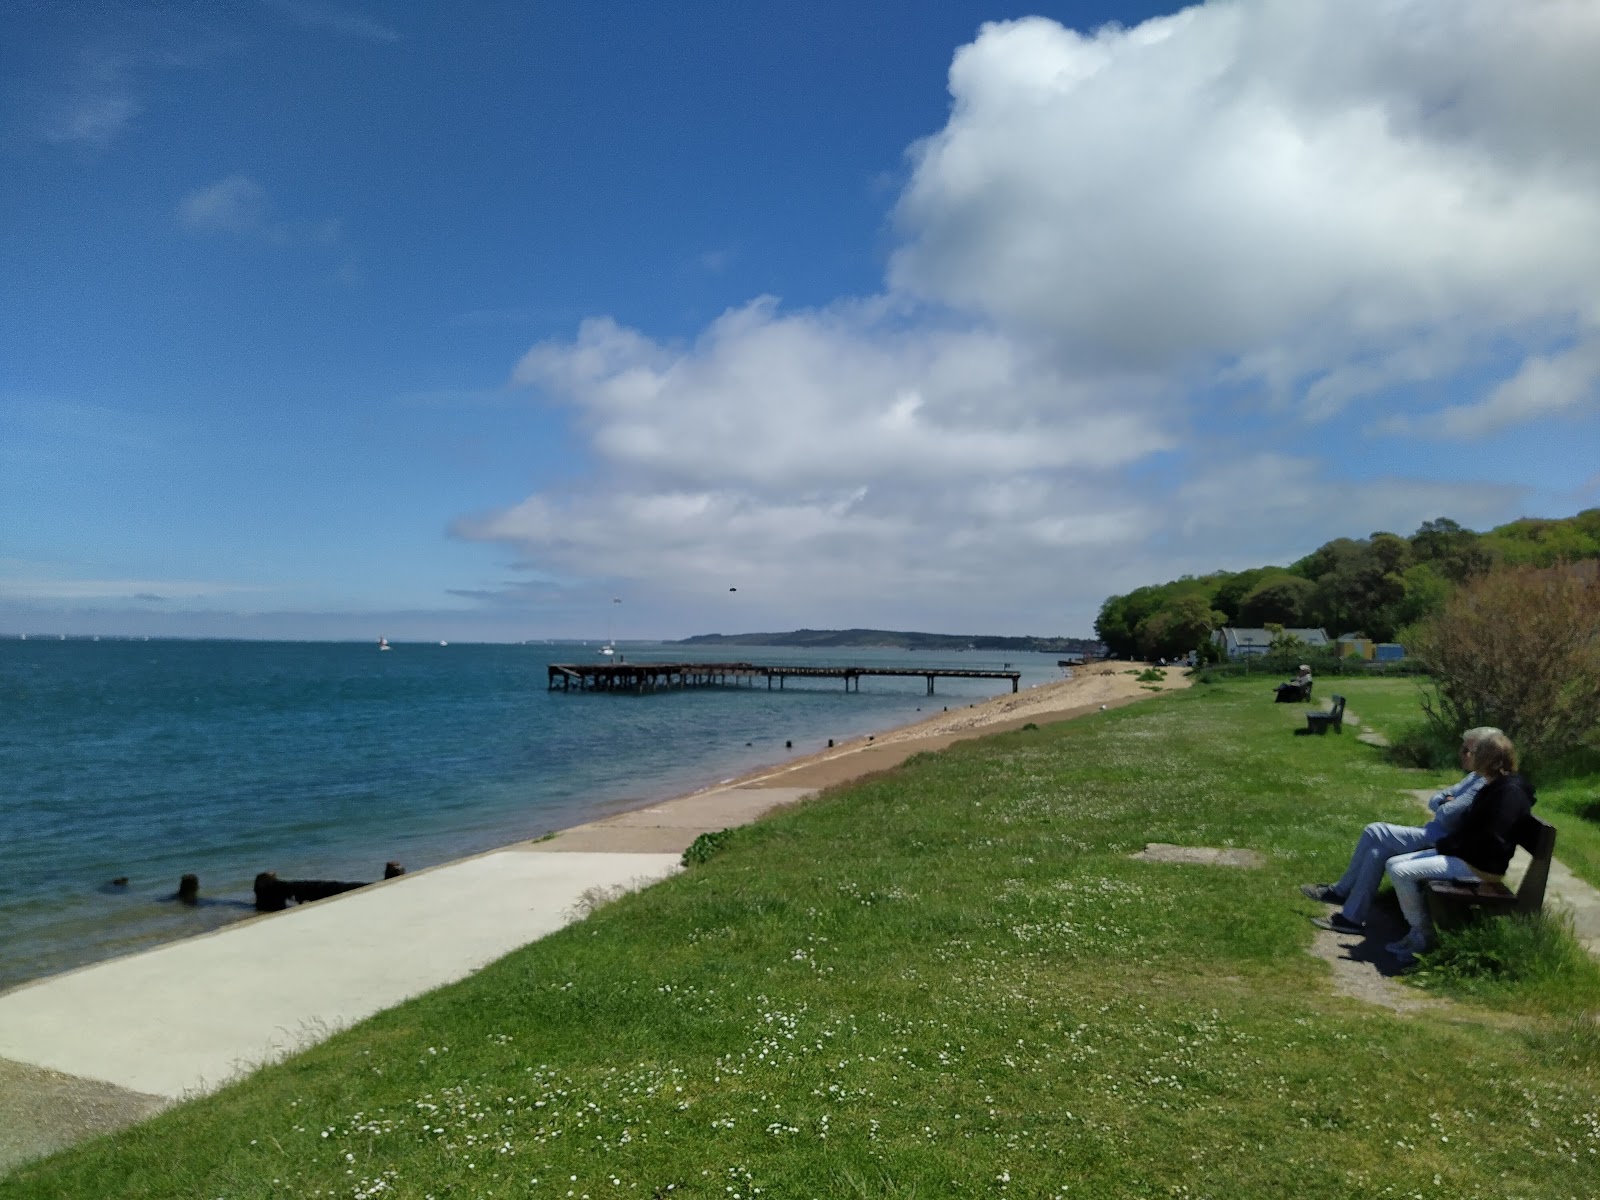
6, 680, 1600, 1198
1411, 911, 1600, 1013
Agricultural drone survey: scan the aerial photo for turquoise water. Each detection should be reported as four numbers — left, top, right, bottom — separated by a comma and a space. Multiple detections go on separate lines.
0, 639, 1064, 990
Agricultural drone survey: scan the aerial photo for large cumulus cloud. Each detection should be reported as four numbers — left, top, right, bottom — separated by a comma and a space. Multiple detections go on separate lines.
891, 1, 1600, 421
457, 0, 1599, 633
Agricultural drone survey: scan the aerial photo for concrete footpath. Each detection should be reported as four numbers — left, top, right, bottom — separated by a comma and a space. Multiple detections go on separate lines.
0, 784, 814, 1172
0, 669, 1154, 1172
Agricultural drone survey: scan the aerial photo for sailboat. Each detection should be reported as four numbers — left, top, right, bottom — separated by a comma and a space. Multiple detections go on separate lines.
378, 636, 392, 651
599, 596, 621, 657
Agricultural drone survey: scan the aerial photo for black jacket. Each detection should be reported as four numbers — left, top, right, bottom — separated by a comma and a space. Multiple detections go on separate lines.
1436, 773, 1536, 877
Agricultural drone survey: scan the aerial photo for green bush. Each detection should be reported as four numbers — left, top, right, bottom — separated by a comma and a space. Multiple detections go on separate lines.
681, 827, 735, 866
1411, 911, 1600, 1011
1385, 720, 1461, 770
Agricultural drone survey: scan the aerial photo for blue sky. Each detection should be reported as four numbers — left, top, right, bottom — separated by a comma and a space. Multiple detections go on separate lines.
3, 0, 1598, 641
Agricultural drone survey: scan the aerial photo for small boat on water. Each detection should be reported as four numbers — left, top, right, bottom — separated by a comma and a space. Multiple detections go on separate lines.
599, 643, 615, 657
378, 637, 392, 651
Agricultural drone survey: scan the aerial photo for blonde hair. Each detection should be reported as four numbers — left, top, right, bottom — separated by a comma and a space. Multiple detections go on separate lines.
1470, 731, 1517, 778
1461, 726, 1502, 749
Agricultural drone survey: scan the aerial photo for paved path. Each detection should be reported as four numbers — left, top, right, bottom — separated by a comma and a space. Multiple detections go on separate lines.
0, 851, 682, 1101
0, 781, 818, 1174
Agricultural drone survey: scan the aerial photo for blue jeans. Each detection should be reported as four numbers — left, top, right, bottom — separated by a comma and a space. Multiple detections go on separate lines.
1386, 850, 1479, 933
1332, 822, 1433, 924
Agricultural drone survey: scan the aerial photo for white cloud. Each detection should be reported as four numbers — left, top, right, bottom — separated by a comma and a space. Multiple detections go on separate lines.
30, 50, 140, 148
178, 175, 345, 250
456, 0, 1592, 632
180, 175, 271, 234
0, 574, 263, 602
265, 1, 400, 44
890, 2, 1600, 414
1172, 453, 1523, 550
1389, 336, 1600, 438
512, 300, 1172, 491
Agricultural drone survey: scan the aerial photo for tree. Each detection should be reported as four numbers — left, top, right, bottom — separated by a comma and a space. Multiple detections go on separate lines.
1237, 575, 1315, 626
1303, 534, 1412, 640
1212, 569, 1273, 623
1136, 595, 1226, 660
1411, 517, 1493, 583
1412, 565, 1600, 764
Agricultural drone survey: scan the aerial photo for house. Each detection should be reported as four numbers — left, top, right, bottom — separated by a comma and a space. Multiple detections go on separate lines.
1211, 627, 1331, 660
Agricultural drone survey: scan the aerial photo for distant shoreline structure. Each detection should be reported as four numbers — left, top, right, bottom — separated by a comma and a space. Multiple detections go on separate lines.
674, 628, 1105, 655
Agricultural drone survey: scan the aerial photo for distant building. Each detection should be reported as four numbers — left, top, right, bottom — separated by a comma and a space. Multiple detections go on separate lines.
1336, 635, 1375, 660
1212, 627, 1331, 660
1374, 642, 1407, 662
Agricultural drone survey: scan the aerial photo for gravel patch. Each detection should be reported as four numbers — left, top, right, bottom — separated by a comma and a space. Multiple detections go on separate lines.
0, 1056, 168, 1175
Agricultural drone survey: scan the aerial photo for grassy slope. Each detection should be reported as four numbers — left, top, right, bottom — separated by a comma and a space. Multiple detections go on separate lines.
7, 680, 1600, 1199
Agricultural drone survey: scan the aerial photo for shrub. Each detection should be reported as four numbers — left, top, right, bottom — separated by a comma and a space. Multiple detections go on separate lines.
1411, 564, 1600, 763
1386, 719, 1461, 770
1411, 911, 1600, 1009
682, 828, 735, 867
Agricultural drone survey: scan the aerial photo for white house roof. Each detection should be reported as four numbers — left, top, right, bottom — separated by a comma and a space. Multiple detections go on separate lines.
1215, 627, 1330, 649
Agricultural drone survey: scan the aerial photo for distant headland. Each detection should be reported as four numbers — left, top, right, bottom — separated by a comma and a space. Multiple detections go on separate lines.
672, 628, 1103, 654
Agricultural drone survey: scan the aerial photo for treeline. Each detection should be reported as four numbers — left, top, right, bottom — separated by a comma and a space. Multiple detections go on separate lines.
675, 629, 1102, 653
1096, 509, 1600, 660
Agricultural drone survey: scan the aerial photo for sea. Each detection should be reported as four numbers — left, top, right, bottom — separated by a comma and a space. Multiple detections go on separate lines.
0, 638, 1067, 992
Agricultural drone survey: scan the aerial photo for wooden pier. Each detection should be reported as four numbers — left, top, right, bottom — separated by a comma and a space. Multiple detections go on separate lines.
547, 661, 1021, 695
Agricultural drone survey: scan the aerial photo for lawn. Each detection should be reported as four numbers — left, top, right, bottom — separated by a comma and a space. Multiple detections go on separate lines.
5, 678, 1599, 1198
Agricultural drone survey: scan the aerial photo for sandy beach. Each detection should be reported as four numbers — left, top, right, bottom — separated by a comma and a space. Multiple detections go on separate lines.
535, 660, 1188, 846
0, 660, 1183, 1171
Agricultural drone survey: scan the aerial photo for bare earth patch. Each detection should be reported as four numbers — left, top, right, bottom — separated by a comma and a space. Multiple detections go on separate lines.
1130, 844, 1266, 868
0, 1057, 167, 1175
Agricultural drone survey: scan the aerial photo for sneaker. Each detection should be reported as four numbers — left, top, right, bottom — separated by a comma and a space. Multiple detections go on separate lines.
1299, 883, 1342, 902
1385, 929, 1429, 960
1311, 913, 1363, 934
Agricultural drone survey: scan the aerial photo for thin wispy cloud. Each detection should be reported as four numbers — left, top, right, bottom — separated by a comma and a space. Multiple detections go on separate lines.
0, 575, 263, 602
265, 0, 400, 44
28, 50, 139, 148
17, 13, 231, 151
179, 175, 343, 250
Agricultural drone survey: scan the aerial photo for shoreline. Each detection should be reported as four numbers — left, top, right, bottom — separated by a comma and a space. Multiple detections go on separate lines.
0, 661, 1185, 1169
0, 663, 1179, 998
519, 660, 1187, 852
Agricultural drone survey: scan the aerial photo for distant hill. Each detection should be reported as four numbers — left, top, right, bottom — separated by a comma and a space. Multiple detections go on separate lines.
673, 628, 1103, 653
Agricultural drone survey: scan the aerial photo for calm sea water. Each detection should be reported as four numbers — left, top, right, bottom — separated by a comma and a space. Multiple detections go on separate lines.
0, 639, 1065, 990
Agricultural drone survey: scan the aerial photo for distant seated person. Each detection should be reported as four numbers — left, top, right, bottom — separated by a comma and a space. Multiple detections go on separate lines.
1274, 665, 1313, 702
1383, 731, 1535, 965
1300, 726, 1500, 932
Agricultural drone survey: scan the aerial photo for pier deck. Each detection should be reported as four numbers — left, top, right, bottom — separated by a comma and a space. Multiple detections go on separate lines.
548, 662, 1021, 694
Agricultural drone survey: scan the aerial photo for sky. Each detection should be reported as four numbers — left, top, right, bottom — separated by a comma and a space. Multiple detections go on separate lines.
3, 0, 1598, 642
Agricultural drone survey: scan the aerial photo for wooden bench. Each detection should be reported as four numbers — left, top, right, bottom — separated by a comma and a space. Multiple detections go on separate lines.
1274, 680, 1313, 703
1424, 814, 1558, 928
1298, 693, 1344, 735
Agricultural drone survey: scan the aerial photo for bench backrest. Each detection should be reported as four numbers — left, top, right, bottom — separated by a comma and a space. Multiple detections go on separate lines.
1512, 813, 1558, 913
1328, 694, 1345, 722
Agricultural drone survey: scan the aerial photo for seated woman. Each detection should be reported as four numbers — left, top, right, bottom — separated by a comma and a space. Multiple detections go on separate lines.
1274, 664, 1313, 702
1383, 731, 1535, 964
